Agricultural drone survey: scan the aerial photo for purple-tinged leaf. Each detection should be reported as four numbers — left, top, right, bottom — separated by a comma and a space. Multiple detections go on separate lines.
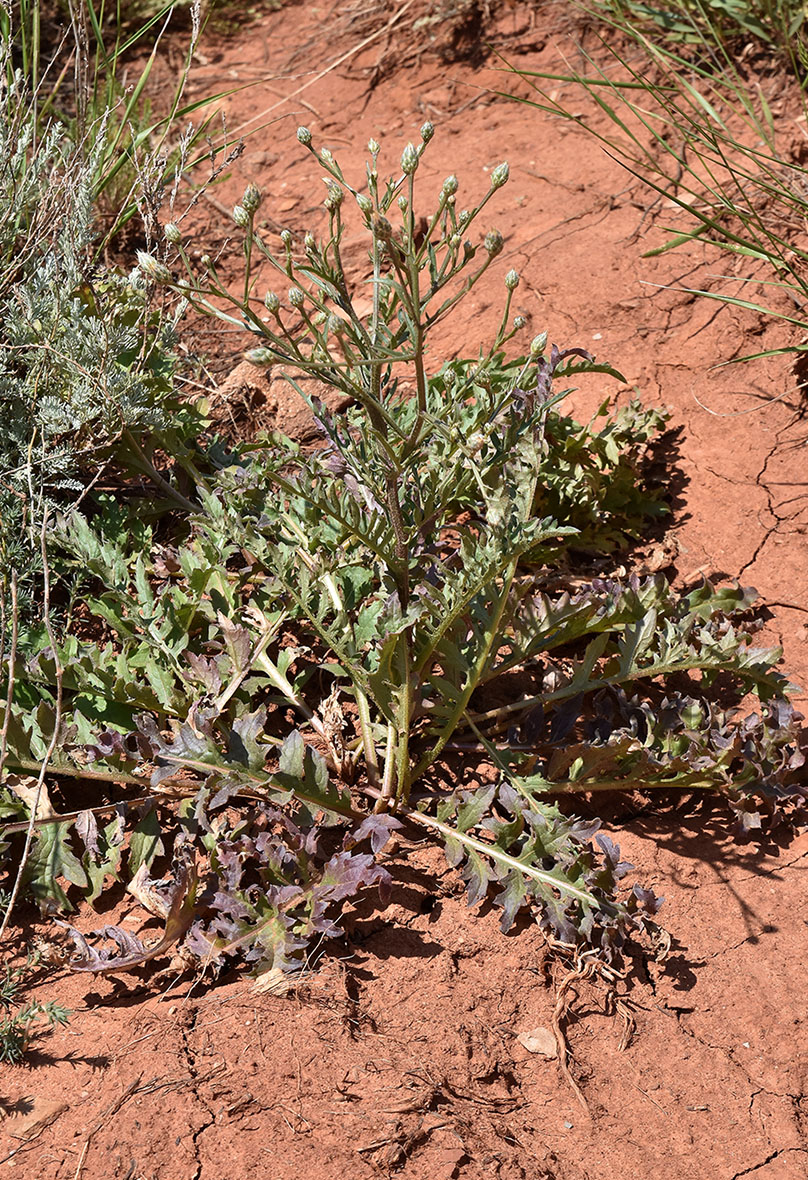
349, 813, 403, 854
76, 809, 99, 858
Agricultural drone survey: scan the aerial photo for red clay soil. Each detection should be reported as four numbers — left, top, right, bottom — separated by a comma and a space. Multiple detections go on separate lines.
2, 3, 807, 1178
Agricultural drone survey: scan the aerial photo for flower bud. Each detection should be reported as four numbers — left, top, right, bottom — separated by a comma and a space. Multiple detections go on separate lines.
505, 269, 520, 290
458, 209, 471, 227
513, 315, 527, 330
320, 147, 333, 164
324, 182, 344, 211
450, 233, 462, 249
280, 229, 293, 248
163, 222, 182, 244
401, 142, 419, 175
530, 332, 548, 357
297, 126, 312, 146
136, 251, 172, 284
246, 347, 274, 365
200, 254, 212, 269
368, 137, 380, 155
304, 232, 317, 253
484, 229, 504, 257
232, 204, 250, 229
288, 287, 304, 308
242, 183, 262, 214
420, 121, 434, 144
397, 195, 408, 213
444, 368, 457, 388
264, 290, 280, 313
373, 215, 394, 242
356, 193, 373, 216
441, 175, 459, 199
490, 161, 510, 189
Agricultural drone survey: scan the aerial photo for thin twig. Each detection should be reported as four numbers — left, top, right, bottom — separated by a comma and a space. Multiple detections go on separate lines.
0, 571, 19, 786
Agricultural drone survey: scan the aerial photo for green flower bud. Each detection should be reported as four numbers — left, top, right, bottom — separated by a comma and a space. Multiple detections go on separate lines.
441, 175, 459, 199
304, 231, 317, 252
458, 209, 471, 227
356, 193, 373, 216
324, 183, 344, 211
490, 161, 510, 189
288, 287, 304, 308
246, 347, 274, 365
530, 332, 548, 357
297, 126, 312, 146
264, 290, 280, 313
232, 204, 250, 229
420, 121, 434, 144
397, 194, 408, 213
505, 269, 520, 290
368, 137, 380, 156
320, 147, 334, 164
484, 229, 504, 257
200, 253, 212, 269
513, 315, 527, 330
136, 251, 172, 284
280, 229, 293, 248
242, 183, 262, 213
401, 142, 419, 175
163, 222, 182, 244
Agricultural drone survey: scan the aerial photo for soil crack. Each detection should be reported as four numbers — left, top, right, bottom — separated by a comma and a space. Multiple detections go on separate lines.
178, 1005, 217, 1180
732, 1148, 808, 1179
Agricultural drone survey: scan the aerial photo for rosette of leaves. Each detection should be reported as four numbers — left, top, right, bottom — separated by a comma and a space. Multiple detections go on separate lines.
1, 130, 804, 980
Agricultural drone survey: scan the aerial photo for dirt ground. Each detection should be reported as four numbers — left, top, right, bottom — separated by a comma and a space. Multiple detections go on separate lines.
2, 2, 807, 1177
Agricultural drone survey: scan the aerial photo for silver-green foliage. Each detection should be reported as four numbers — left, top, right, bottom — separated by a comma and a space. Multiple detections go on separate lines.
0, 62, 181, 599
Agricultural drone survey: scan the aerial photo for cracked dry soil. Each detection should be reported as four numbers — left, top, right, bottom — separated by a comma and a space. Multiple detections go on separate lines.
1, 3, 807, 1177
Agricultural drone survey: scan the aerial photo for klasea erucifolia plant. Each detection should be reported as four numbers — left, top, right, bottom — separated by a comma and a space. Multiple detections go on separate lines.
8, 129, 803, 981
